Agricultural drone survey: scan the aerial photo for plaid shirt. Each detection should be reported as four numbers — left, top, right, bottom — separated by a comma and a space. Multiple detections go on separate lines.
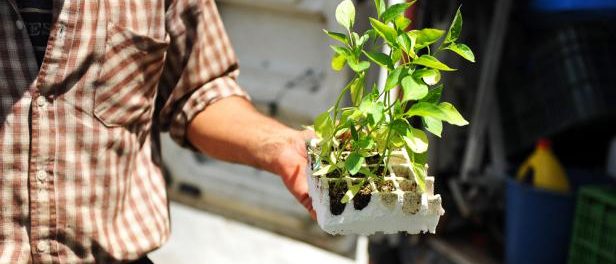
0, 0, 249, 263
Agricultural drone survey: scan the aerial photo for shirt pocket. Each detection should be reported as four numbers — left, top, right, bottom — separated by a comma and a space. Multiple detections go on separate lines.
94, 22, 169, 128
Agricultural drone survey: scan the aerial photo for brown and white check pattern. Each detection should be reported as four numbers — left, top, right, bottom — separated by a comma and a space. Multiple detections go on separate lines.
0, 0, 249, 263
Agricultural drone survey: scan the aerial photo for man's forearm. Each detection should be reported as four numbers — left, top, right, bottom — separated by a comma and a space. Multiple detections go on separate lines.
186, 96, 315, 217
187, 96, 292, 174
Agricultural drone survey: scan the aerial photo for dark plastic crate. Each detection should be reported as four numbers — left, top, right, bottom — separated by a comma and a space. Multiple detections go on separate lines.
569, 186, 616, 264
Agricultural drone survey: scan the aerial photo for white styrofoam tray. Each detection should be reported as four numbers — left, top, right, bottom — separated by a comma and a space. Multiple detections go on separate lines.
307, 151, 445, 235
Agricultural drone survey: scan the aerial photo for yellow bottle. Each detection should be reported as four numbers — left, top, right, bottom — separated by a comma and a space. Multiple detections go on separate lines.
517, 139, 570, 193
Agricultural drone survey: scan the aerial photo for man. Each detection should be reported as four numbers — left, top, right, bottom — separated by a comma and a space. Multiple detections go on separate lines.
0, 0, 315, 263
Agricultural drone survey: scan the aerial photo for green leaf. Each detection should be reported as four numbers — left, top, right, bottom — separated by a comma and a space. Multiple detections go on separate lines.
381, 3, 412, 22
423, 117, 442, 137
359, 99, 384, 125
404, 128, 429, 153
438, 102, 469, 126
341, 180, 364, 204
347, 59, 371, 72
313, 164, 335, 176
362, 50, 392, 69
400, 75, 428, 102
350, 124, 359, 141
349, 77, 364, 106
406, 102, 469, 126
345, 152, 365, 175
373, 0, 386, 19
394, 15, 412, 31
384, 67, 404, 91
397, 33, 415, 55
412, 55, 456, 71
406, 102, 448, 120
331, 53, 347, 71
414, 68, 441, 85
369, 18, 398, 44
352, 32, 360, 44
357, 33, 370, 46
444, 43, 475, 62
359, 167, 378, 178
323, 30, 348, 44
330, 45, 352, 57
421, 84, 443, 104
410, 28, 445, 49
356, 137, 375, 150
411, 150, 428, 165
391, 48, 403, 63
444, 6, 462, 44
314, 111, 334, 139
336, 0, 356, 30
340, 108, 355, 126
391, 118, 411, 136
410, 162, 427, 192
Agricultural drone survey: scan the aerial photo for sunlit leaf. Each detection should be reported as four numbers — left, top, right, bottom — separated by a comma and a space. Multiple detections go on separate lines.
373, 0, 386, 19
406, 102, 468, 126
423, 117, 442, 137
414, 68, 441, 85
330, 45, 352, 57
356, 137, 375, 149
385, 67, 404, 91
394, 15, 412, 31
359, 99, 385, 125
336, 0, 356, 30
444, 6, 462, 44
345, 152, 365, 175
404, 128, 429, 153
362, 50, 392, 69
315, 111, 334, 139
341, 180, 364, 203
323, 29, 348, 44
412, 55, 456, 71
410, 28, 445, 49
369, 17, 398, 44
444, 42, 475, 62
400, 75, 428, 102
349, 77, 364, 106
348, 59, 371, 73
397, 33, 415, 55
382, 3, 412, 23
420, 84, 443, 104
331, 53, 347, 71
313, 164, 335, 176
410, 161, 427, 192
438, 102, 469, 126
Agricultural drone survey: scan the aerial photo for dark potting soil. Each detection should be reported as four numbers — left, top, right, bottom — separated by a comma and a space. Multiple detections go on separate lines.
325, 169, 342, 178
329, 181, 347, 215
365, 154, 381, 165
353, 182, 372, 210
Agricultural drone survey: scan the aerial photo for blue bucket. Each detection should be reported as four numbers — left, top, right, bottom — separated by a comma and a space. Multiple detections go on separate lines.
506, 179, 575, 264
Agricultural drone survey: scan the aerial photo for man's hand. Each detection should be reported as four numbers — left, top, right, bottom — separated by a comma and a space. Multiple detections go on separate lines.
258, 129, 316, 219
187, 97, 316, 218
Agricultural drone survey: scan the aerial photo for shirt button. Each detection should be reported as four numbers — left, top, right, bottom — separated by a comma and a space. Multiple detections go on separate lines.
16, 20, 24, 30
36, 170, 48, 182
36, 96, 47, 107
36, 241, 49, 253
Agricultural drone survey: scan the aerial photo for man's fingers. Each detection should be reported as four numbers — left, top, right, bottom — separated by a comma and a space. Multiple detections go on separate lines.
299, 193, 316, 220
300, 129, 316, 140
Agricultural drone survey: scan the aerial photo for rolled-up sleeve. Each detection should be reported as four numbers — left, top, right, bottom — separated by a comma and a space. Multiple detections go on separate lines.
158, 0, 250, 148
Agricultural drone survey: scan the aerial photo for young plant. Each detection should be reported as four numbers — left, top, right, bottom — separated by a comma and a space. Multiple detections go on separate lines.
312, 0, 474, 203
